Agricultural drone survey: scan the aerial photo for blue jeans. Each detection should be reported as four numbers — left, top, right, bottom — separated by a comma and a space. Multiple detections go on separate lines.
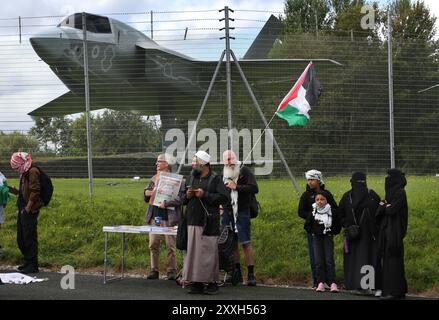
306, 232, 318, 286
312, 234, 336, 284
222, 209, 251, 245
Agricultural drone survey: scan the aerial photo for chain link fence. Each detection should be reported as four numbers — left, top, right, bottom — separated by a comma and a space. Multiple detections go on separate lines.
0, 8, 438, 178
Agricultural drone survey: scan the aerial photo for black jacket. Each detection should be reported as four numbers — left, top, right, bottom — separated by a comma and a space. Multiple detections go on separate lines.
298, 184, 338, 233
182, 170, 230, 236
224, 166, 258, 212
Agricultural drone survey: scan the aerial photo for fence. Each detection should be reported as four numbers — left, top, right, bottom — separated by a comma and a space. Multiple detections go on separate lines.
1, 8, 438, 179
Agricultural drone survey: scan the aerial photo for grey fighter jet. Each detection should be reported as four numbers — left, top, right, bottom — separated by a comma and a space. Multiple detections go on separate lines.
29, 13, 341, 131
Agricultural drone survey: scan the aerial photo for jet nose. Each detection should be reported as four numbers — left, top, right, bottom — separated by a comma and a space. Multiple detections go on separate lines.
30, 37, 64, 65
30, 29, 68, 64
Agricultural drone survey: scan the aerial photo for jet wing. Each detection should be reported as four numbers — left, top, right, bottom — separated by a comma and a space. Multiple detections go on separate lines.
28, 91, 91, 116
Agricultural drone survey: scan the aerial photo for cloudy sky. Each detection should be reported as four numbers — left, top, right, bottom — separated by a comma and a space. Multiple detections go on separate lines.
0, 0, 438, 132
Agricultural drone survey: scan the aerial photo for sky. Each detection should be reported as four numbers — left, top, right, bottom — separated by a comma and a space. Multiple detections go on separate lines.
1, 0, 438, 133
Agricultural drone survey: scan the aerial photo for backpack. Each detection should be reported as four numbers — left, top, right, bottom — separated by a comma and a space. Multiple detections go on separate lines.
249, 193, 260, 219
34, 166, 54, 206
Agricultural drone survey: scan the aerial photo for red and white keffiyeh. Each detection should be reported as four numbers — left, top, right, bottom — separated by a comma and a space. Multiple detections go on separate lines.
10, 152, 32, 174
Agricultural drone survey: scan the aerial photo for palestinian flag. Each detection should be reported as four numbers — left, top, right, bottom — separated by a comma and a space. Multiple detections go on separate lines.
275, 62, 322, 126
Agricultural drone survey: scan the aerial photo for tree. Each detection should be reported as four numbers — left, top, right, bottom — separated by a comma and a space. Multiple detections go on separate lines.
93, 110, 161, 155
0, 131, 40, 159
29, 116, 71, 154
283, 0, 333, 34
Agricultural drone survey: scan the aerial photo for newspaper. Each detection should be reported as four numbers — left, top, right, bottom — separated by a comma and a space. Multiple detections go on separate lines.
0, 272, 48, 284
152, 171, 183, 210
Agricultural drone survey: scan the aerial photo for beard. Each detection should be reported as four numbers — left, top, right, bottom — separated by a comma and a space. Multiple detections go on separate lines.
223, 165, 240, 181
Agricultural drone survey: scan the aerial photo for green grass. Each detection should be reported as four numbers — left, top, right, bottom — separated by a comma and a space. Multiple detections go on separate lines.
0, 176, 438, 294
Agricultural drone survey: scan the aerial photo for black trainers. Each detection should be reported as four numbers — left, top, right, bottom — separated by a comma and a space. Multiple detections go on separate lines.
204, 282, 219, 295
247, 273, 257, 286
21, 265, 39, 274
231, 267, 243, 286
166, 272, 177, 281
188, 282, 204, 294
17, 263, 28, 271
147, 271, 159, 280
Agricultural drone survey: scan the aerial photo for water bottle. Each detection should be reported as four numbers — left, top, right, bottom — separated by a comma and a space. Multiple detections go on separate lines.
154, 216, 162, 226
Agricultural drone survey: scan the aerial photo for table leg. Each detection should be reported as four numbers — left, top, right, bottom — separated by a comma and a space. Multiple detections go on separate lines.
104, 232, 108, 284
121, 232, 125, 279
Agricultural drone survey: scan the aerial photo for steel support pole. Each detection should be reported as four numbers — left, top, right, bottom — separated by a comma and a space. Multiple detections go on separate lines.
82, 12, 94, 196
230, 50, 300, 196
177, 50, 226, 173
388, 9, 395, 168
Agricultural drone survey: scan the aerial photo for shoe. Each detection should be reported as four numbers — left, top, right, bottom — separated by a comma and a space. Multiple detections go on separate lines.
316, 282, 325, 292
188, 282, 204, 294
17, 263, 28, 271
247, 273, 257, 286
330, 283, 339, 293
21, 265, 39, 274
231, 267, 243, 286
375, 289, 382, 297
166, 272, 177, 281
147, 271, 159, 280
205, 282, 219, 295
380, 294, 405, 300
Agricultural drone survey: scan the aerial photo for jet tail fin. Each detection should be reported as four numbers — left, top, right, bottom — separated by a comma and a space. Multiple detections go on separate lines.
243, 14, 283, 59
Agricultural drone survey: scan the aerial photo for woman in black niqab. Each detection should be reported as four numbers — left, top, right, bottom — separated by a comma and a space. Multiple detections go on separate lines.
376, 168, 408, 299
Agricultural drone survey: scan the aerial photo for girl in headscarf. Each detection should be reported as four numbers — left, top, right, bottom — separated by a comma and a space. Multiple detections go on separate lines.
375, 169, 408, 299
337, 172, 380, 294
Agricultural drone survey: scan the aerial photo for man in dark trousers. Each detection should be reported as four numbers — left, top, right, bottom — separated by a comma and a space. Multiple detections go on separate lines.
221, 150, 259, 286
298, 169, 338, 288
9, 152, 43, 274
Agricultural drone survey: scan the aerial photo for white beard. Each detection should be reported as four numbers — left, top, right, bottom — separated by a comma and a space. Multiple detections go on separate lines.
223, 165, 240, 233
223, 165, 240, 181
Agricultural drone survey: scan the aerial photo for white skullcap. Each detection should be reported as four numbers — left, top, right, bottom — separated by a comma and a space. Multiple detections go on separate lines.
194, 150, 211, 164
305, 169, 324, 185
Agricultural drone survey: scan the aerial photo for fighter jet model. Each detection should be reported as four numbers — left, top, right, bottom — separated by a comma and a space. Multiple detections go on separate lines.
29, 12, 341, 131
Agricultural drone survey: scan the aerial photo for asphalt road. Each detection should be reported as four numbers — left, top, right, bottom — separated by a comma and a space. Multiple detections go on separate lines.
0, 268, 418, 301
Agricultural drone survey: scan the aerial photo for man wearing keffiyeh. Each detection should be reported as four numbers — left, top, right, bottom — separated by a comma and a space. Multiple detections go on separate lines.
9, 151, 44, 274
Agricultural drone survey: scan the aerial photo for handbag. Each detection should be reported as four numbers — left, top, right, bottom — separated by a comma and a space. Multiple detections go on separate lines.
176, 212, 188, 250
344, 192, 365, 241
345, 224, 360, 241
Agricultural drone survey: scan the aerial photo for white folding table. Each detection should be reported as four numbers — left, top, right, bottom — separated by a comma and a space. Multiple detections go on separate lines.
102, 225, 177, 284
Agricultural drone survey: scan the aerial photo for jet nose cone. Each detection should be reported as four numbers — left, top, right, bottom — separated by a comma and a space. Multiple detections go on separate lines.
30, 32, 67, 64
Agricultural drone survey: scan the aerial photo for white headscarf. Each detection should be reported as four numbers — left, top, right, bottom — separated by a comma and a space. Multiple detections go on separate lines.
305, 169, 324, 185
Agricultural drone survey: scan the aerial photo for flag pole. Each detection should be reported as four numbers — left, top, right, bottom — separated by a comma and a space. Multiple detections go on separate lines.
241, 112, 276, 165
